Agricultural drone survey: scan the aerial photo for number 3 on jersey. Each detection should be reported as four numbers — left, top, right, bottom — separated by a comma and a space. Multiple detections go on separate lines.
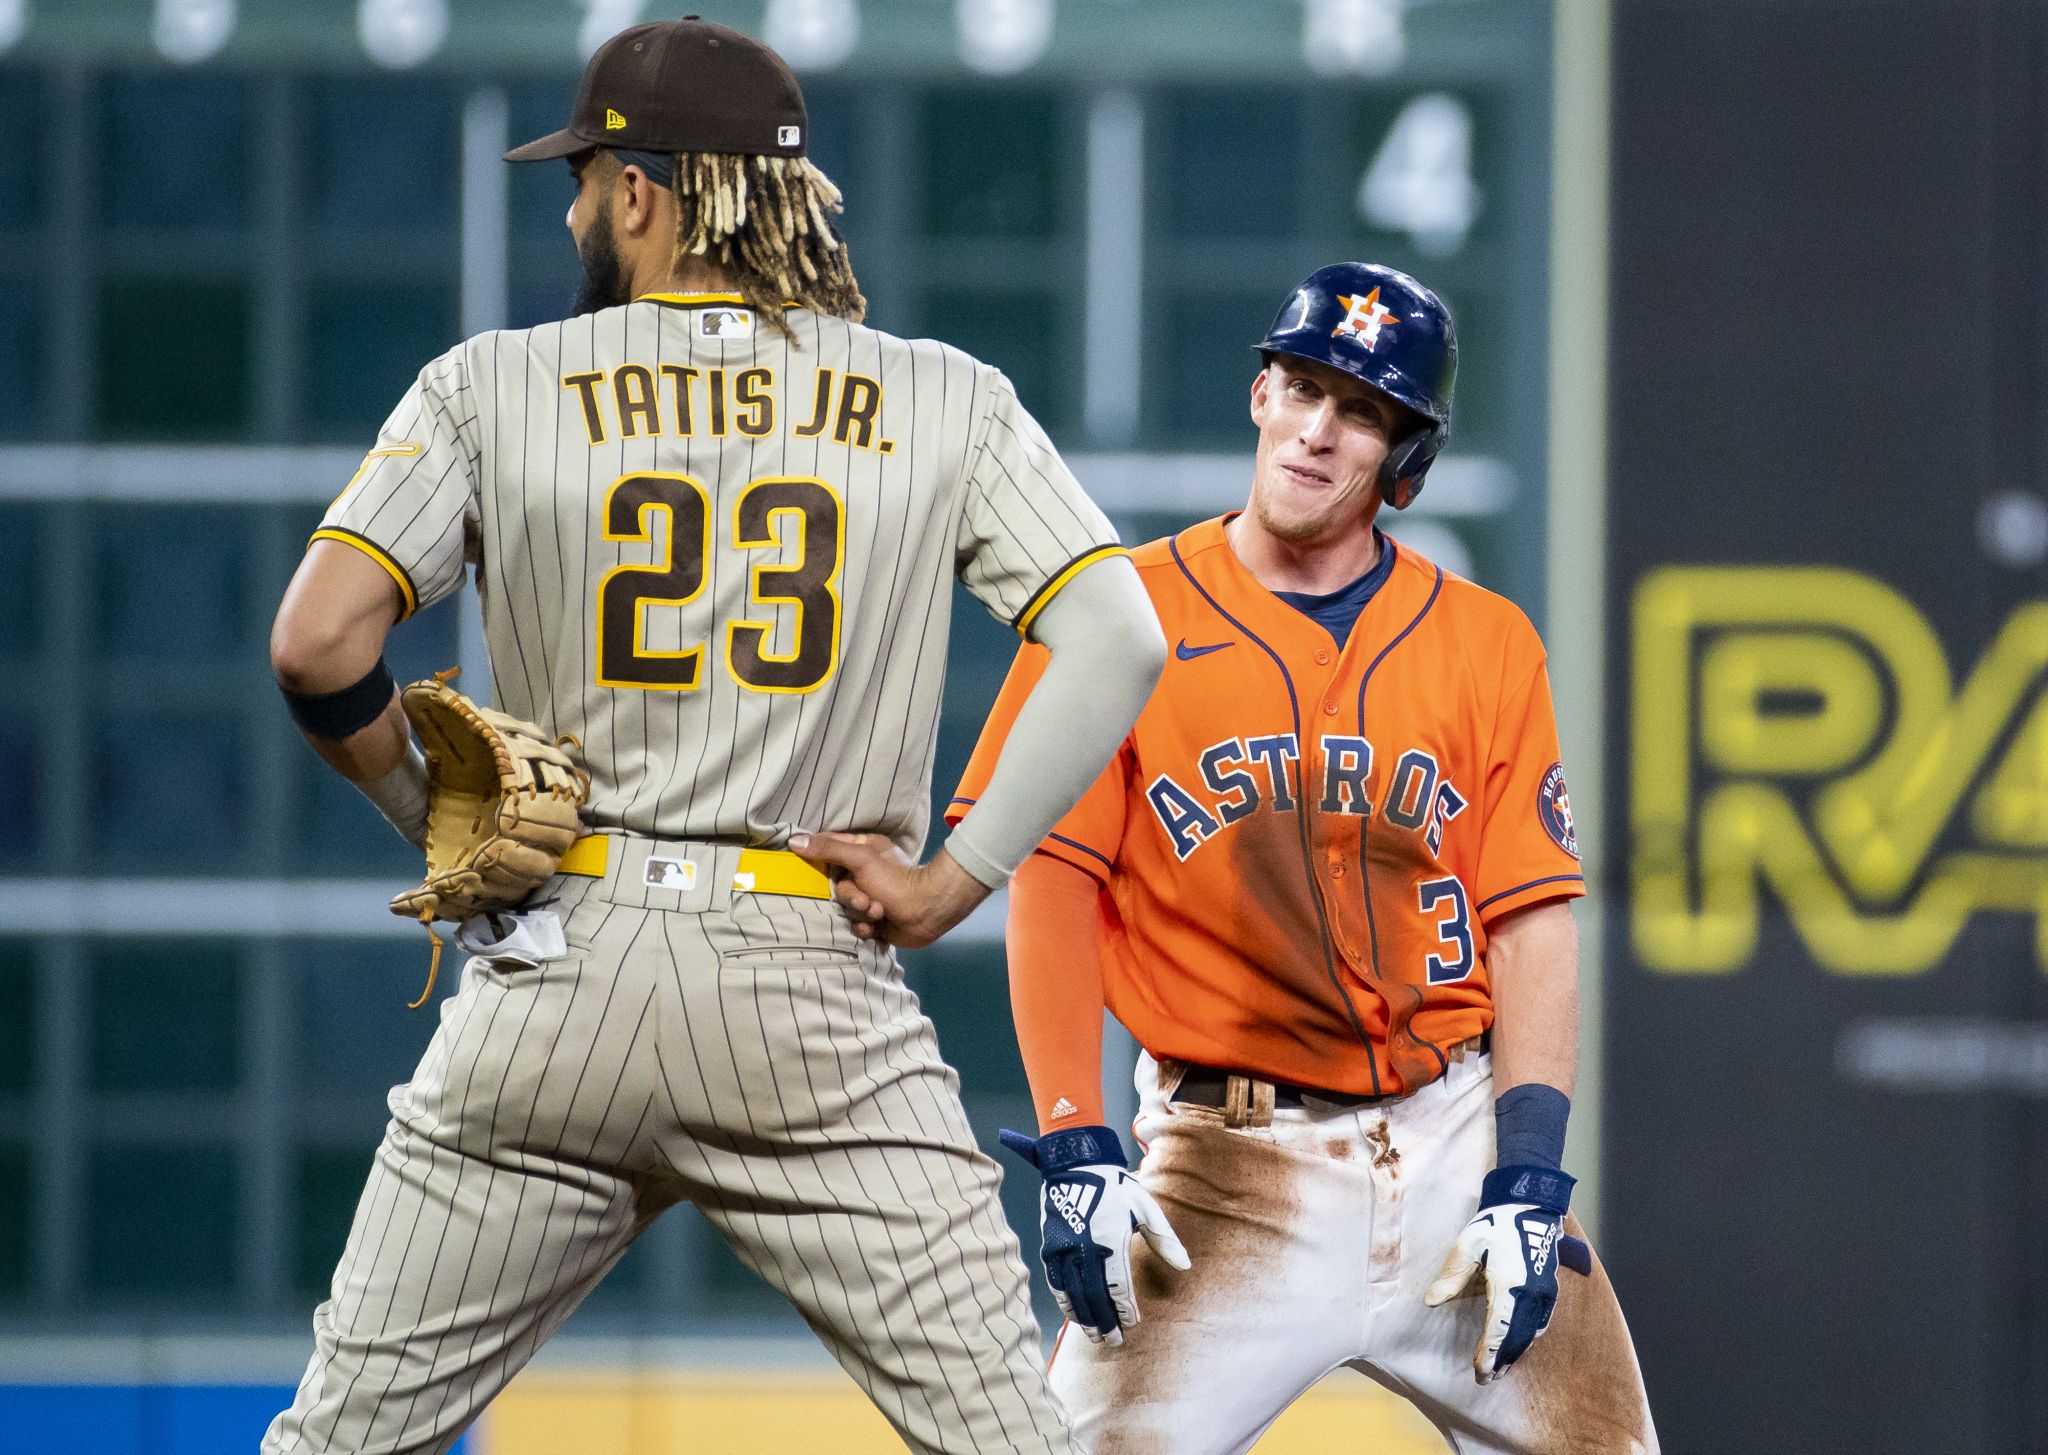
1417, 876, 1473, 984
596, 471, 843, 693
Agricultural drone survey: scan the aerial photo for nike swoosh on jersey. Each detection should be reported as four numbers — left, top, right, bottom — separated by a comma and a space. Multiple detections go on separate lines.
1175, 639, 1235, 660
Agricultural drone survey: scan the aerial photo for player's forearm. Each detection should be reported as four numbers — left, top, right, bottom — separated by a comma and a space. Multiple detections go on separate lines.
1485, 899, 1579, 1097
946, 557, 1165, 887
272, 538, 426, 839
297, 695, 414, 782
1007, 852, 1111, 1132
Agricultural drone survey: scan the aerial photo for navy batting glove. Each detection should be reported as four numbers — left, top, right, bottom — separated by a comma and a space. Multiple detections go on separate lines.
998, 1125, 1189, 1346
1425, 1165, 1586, 1382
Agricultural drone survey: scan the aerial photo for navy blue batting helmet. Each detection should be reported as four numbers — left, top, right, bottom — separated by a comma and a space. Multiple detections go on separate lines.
1254, 262, 1457, 509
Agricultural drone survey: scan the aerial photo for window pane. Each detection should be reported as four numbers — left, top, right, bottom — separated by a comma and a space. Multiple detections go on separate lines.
0, 70, 40, 231
292, 1145, 369, 1299
0, 505, 36, 650
0, 941, 34, 1096
93, 715, 247, 874
86, 1145, 237, 1296
303, 281, 458, 441
305, 77, 460, 235
1159, 286, 1275, 444
90, 941, 242, 1094
800, 82, 865, 243
920, 90, 1061, 239
100, 74, 253, 231
294, 941, 445, 1101
923, 289, 1062, 433
292, 760, 431, 878
93, 506, 248, 660
0, 287, 44, 435
1429, 283, 1502, 451
578, 1223, 652, 1313
0, 730, 33, 874
689, 1205, 781, 1311
509, 272, 577, 331
97, 279, 252, 439
0, 1144, 28, 1298
507, 78, 582, 240
1163, 90, 1301, 239
903, 951, 1022, 1097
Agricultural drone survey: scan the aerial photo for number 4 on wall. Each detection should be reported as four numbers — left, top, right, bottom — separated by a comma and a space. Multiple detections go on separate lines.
1359, 93, 1482, 258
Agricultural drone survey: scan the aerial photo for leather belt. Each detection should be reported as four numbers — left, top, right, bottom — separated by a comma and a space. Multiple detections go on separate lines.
1171, 1035, 1489, 1123
1171, 1065, 1391, 1112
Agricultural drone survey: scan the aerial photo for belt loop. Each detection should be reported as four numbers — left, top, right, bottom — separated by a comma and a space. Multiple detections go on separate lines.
1223, 1074, 1251, 1128
1249, 1078, 1276, 1128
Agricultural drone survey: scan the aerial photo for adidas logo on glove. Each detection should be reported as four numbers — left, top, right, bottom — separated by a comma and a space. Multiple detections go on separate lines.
1048, 1180, 1097, 1236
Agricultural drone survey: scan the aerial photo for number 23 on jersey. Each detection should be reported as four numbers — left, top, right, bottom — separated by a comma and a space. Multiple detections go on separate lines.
595, 470, 845, 695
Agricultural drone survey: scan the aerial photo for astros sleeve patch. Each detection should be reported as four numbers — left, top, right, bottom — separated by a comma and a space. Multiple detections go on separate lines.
1472, 656, 1586, 925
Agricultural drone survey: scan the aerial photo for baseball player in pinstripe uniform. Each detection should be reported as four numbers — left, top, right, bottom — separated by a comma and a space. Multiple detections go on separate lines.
262, 19, 1165, 1455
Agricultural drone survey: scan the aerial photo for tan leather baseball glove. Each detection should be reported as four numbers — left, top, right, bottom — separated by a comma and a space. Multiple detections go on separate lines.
389, 671, 589, 1003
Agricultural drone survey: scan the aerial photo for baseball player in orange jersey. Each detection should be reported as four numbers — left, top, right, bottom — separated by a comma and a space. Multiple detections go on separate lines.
941, 265, 1659, 1453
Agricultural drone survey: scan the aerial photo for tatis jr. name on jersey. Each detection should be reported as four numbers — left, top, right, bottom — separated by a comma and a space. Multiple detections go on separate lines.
561, 365, 893, 453
1147, 734, 1468, 862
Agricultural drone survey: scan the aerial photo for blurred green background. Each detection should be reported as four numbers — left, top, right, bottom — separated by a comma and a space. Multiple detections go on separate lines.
0, 0, 1554, 1351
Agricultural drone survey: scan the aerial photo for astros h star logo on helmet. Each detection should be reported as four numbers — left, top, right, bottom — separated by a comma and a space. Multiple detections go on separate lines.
1333, 286, 1401, 350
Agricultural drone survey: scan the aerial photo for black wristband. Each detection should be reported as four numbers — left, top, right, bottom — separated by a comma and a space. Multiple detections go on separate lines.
1481, 1164, 1576, 1215
1035, 1125, 1127, 1173
281, 658, 398, 740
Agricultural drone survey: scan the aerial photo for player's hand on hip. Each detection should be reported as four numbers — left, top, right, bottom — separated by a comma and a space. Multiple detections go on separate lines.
1424, 1165, 1590, 1383
997, 1124, 1190, 1347
789, 831, 990, 949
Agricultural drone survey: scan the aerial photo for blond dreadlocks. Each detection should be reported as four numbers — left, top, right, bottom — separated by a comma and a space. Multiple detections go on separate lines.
664, 151, 866, 335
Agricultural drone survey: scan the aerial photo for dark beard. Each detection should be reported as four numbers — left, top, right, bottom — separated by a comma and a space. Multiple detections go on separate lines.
571, 210, 629, 317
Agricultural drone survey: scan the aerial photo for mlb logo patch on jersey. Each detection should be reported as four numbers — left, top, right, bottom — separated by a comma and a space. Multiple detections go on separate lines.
700, 308, 753, 339
1537, 763, 1578, 859
1333, 287, 1400, 350
644, 856, 699, 890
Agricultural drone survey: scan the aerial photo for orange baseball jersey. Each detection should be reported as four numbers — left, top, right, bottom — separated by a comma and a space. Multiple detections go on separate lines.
948, 516, 1583, 1098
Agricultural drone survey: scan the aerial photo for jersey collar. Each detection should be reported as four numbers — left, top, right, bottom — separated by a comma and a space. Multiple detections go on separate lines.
1170, 514, 1441, 666
636, 291, 803, 309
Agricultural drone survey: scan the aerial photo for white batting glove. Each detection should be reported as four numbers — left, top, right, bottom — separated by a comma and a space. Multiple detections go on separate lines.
999, 1125, 1192, 1346
1424, 1166, 1589, 1382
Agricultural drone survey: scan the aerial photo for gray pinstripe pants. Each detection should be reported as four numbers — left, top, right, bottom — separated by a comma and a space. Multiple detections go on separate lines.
263, 839, 1072, 1455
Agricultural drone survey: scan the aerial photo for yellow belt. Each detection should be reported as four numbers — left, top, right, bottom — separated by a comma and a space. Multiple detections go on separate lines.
557, 835, 834, 900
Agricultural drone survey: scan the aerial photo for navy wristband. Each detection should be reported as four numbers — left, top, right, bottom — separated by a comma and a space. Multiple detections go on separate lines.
281, 658, 397, 740
1481, 1164, 1575, 1214
1494, 1083, 1571, 1171
1034, 1125, 1127, 1173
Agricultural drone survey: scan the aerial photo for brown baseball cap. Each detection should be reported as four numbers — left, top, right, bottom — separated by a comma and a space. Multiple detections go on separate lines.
505, 16, 807, 163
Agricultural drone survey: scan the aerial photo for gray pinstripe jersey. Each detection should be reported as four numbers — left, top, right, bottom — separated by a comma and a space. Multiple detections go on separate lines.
319, 294, 1118, 853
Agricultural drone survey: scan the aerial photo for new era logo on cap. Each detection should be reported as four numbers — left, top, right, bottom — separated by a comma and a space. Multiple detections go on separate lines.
504, 19, 810, 166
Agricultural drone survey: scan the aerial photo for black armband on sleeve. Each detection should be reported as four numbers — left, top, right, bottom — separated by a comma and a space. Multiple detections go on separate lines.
281, 658, 398, 740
